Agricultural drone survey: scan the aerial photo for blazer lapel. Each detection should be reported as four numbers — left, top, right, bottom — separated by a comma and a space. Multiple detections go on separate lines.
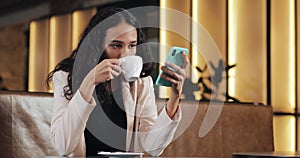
121, 80, 137, 151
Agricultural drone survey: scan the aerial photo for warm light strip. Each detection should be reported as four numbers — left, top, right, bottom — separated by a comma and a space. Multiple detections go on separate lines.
160, 0, 167, 61
71, 9, 97, 50
288, 0, 296, 110
228, 0, 236, 97
159, 0, 169, 98
72, 12, 79, 50
191, 0, 198, 83
274, 116, 296, 151
49, 17, 57, 72
28, 22, 37, 91
290, 117, 296, 151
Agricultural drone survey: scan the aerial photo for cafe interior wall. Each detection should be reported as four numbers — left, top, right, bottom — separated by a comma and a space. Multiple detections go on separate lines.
0, 22, 27, 91
0, 0, 300, 153
161, 0, 300, 152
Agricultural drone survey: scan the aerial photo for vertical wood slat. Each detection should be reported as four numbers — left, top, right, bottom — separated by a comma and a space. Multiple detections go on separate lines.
271, 0, 296, 151
49, 14, 72, 74
296, 0, 300, 151
28, 19, 49, 92
191, 0, 227, 100
72, 8, 97, 50
228, 0, 267, 104
271, 0, 296, 113
159, 0, 191, 98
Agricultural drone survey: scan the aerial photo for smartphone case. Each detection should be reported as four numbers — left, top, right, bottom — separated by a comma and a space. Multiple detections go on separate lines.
155, 46, 189, 87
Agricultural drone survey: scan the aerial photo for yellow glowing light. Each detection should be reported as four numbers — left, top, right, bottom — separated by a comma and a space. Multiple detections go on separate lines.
191, 0, 199, 83
228, 0, 236, 97
49, 17, 57, 72
159, 29, 169, 97
288, 0, 295, 109
72, 12, 80, 50
159, 0, 169, 98
290, 118, 295, 150
28, 19, 50, 92
159, 0, 167, 61
28, 22, 37, 91
71, 8, 97, 50
274, 116, 295, 151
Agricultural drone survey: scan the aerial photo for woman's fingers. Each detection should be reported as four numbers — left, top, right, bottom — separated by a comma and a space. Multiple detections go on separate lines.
106, 58, 121, 65
160, 72, 184, 85
160, 73, 179, 85
164, 62, 181, 74
161, 51, 189, 94
96, 59, 120, 72
160, 66, 185, 89
181, 51, 189, 69
94, 59, 122, 83
161, 66, 185, 79
104, 64, 121, 80
112, 64, 121, 73
111, 64, 121, 77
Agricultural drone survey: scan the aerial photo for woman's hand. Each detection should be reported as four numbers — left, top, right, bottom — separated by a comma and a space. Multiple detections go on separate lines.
160, 52, 189, 118
93, 59, 122, 84
79, 59, 122, 103
160, 52, 189, 97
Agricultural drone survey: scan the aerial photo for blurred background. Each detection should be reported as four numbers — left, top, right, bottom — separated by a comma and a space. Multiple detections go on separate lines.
0, 0, 299, 153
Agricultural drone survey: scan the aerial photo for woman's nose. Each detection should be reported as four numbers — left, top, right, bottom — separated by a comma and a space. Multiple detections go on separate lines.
120, 47, 133, 57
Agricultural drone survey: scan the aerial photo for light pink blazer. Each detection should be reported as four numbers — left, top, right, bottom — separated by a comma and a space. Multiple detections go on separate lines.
50, 71, 181, 157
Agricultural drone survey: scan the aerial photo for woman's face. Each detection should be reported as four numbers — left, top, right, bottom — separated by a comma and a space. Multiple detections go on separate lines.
103, 22, 137, 59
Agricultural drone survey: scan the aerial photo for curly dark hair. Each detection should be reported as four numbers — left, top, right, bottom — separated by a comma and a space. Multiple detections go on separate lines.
46, 6, 155, 100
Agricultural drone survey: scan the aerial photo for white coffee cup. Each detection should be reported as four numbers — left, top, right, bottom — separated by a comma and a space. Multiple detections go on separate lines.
120, 55, 143, 82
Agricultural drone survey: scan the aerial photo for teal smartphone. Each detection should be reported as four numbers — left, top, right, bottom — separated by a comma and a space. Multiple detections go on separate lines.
155, 46, 189, 87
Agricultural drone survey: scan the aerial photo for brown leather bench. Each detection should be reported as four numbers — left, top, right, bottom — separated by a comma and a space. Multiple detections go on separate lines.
159, 100, 274, 158
0, 91, 273, 158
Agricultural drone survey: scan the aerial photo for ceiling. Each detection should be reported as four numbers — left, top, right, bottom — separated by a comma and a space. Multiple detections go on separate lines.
0, 0, 46, 16
0, 0, 104, 27
0, 0, 157, 27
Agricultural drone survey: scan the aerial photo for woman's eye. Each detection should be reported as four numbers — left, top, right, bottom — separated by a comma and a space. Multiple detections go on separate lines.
129, 44, 137, 48
110, 44, 122, 49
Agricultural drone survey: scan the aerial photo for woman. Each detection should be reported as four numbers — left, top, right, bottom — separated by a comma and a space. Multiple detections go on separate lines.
47, 6, 189, 157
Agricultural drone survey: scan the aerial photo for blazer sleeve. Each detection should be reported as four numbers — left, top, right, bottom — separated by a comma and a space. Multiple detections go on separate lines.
50, 71, 96, 156
137, 76, 182, 156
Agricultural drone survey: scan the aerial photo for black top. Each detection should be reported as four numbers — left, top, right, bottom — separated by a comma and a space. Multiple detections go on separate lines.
84, 92, 127, 156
